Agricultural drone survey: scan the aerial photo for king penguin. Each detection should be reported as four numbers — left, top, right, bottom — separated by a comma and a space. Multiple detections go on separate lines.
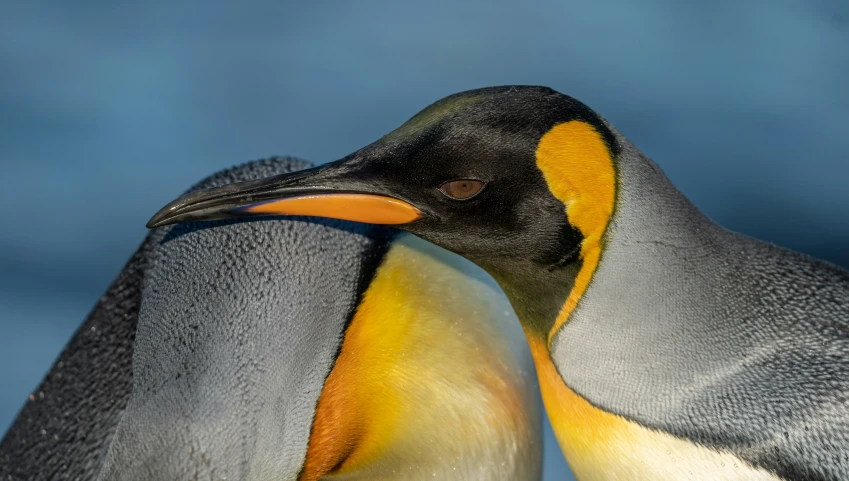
0, 156, 544, 481
149, 86, 849, 481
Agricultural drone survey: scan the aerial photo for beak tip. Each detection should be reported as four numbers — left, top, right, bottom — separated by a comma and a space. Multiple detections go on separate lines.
146, 207, 177, 229
145, 217, 165, 229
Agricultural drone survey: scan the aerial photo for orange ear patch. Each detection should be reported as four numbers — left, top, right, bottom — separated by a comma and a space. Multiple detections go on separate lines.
535, 121, 616, 345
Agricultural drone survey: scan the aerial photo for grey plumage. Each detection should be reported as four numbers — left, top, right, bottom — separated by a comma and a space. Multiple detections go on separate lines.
553, 125, 849, 480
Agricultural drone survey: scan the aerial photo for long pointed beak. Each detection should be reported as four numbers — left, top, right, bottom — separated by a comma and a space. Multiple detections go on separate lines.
146, 163, 422, 228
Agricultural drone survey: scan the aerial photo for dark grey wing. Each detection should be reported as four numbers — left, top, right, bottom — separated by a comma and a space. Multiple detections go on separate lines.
0, 241, 148, 481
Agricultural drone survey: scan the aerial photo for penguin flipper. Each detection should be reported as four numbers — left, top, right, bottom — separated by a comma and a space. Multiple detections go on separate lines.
0, 243, 148, 481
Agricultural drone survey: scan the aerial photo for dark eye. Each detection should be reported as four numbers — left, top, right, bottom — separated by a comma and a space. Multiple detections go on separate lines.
439, 179, 485, 200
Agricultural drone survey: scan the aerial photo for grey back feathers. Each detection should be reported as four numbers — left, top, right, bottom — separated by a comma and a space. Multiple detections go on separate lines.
552, 126, 849, 480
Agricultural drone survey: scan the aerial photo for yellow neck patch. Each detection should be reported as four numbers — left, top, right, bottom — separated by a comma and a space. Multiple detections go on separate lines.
534, 120, 616, 345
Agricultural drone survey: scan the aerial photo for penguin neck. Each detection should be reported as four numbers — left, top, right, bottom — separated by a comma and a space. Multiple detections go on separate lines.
510, 121, 721, 348
491, 120, 722, 375
547, 125, 735, 408
504, 125, 739, 475
537, 124, 721, 348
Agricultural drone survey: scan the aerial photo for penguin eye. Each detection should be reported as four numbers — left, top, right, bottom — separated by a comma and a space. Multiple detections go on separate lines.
439, 179, 485, 200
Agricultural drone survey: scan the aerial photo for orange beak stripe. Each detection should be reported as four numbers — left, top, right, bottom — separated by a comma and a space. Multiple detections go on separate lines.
242, 193, 421, 225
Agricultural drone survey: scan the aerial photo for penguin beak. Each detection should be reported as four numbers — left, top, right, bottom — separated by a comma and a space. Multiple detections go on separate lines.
146, 162, 422, 228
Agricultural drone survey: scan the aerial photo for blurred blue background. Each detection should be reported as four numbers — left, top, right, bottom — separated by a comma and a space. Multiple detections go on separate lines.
1, 1, 847, 479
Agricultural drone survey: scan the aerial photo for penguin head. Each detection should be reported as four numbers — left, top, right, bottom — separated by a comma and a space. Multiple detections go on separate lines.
148, 86, 621, 333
